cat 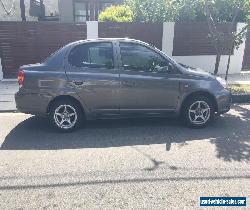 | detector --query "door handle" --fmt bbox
[73,81,84,86]
[123,81,135,87]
